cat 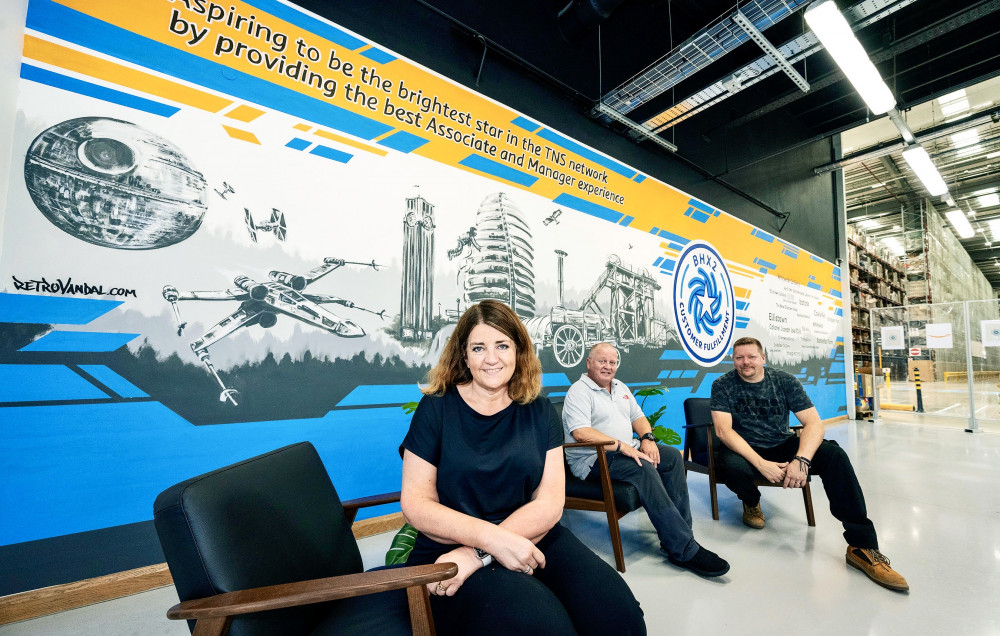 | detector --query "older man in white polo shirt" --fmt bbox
[562,342,729,577]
